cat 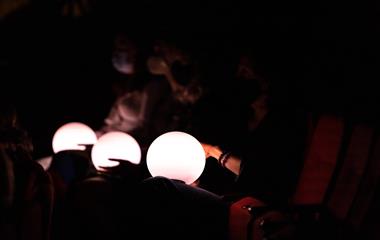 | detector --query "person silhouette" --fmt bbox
[200,51,308,206]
